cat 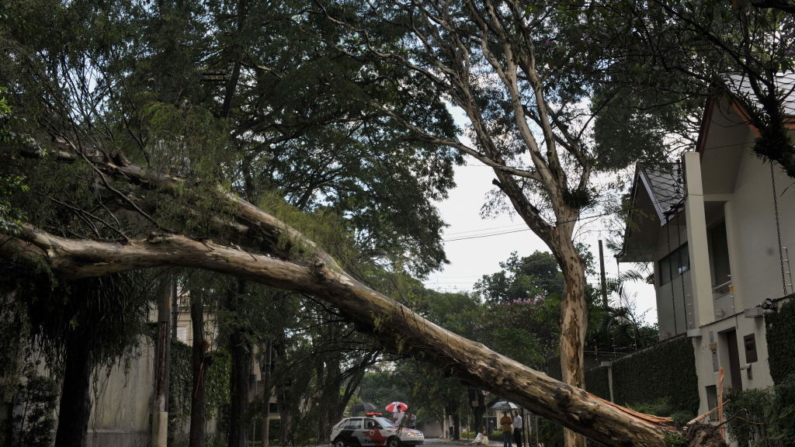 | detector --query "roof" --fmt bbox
[617,164,684,262]
[639,165,684,222]
[726,72,795,117]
